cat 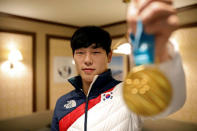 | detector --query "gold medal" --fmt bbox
[123,19,173,116]
[123,65,172,116]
